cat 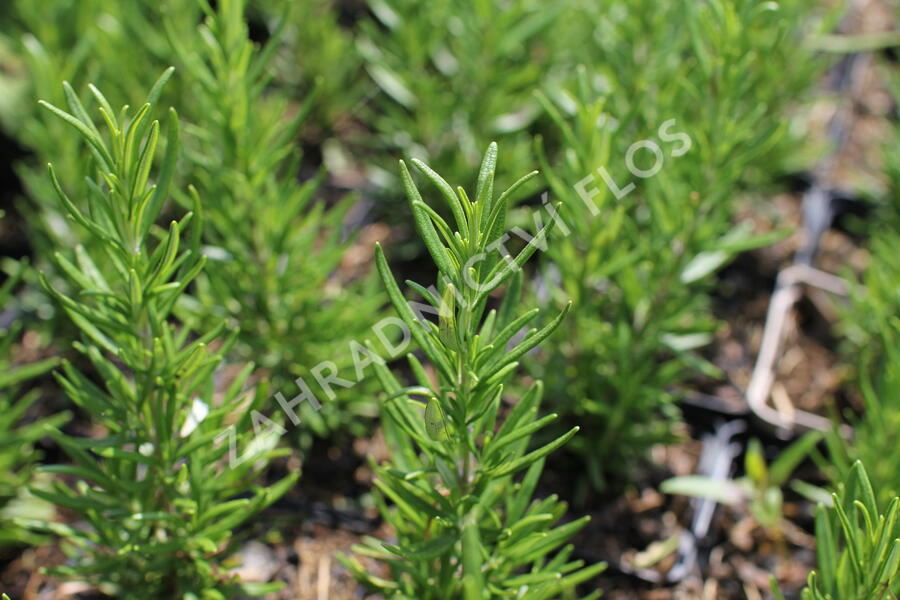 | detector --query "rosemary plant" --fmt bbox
[340,144,605,598]
[1,0,182,346]
[25,74,295,598]
[530,0,826,490]
[828,77,900,504]
[774,462,900,599]
[264,0,365,144]
[7,0,382,443]
[164,0,382,440]
[354,0,569,200]
[577,0,830,181]
[828,228,900,505]
[532,80,785,490]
